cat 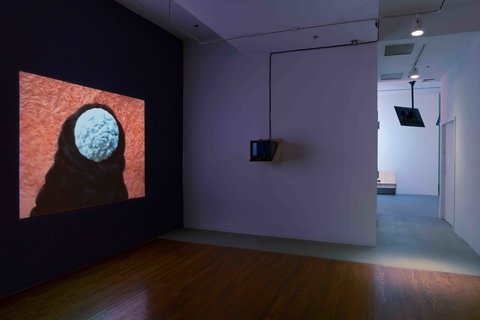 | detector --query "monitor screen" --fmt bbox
[250,140,277,161]
[394,106,425,127]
